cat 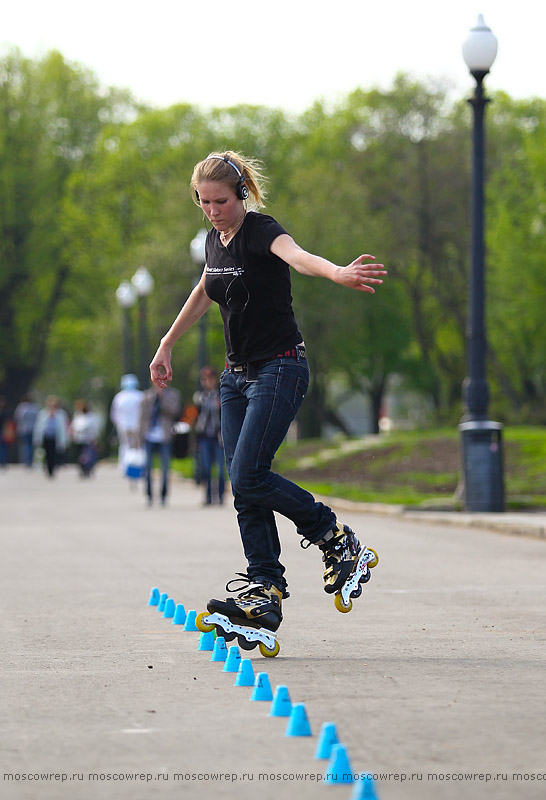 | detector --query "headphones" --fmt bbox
[195,155,249,201]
